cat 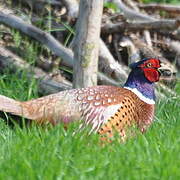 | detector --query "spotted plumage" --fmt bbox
[0,58,163,140]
